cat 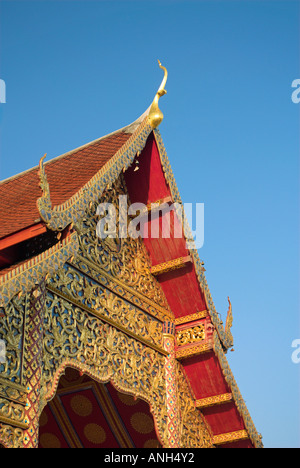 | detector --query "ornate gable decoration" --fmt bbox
[37,118,153,232]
